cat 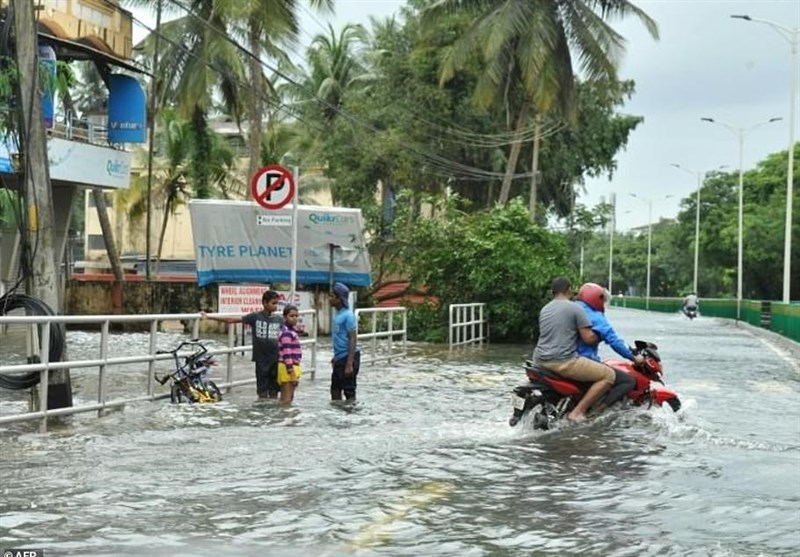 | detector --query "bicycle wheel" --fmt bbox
[206,381,222,402]
[170,384,185,404]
